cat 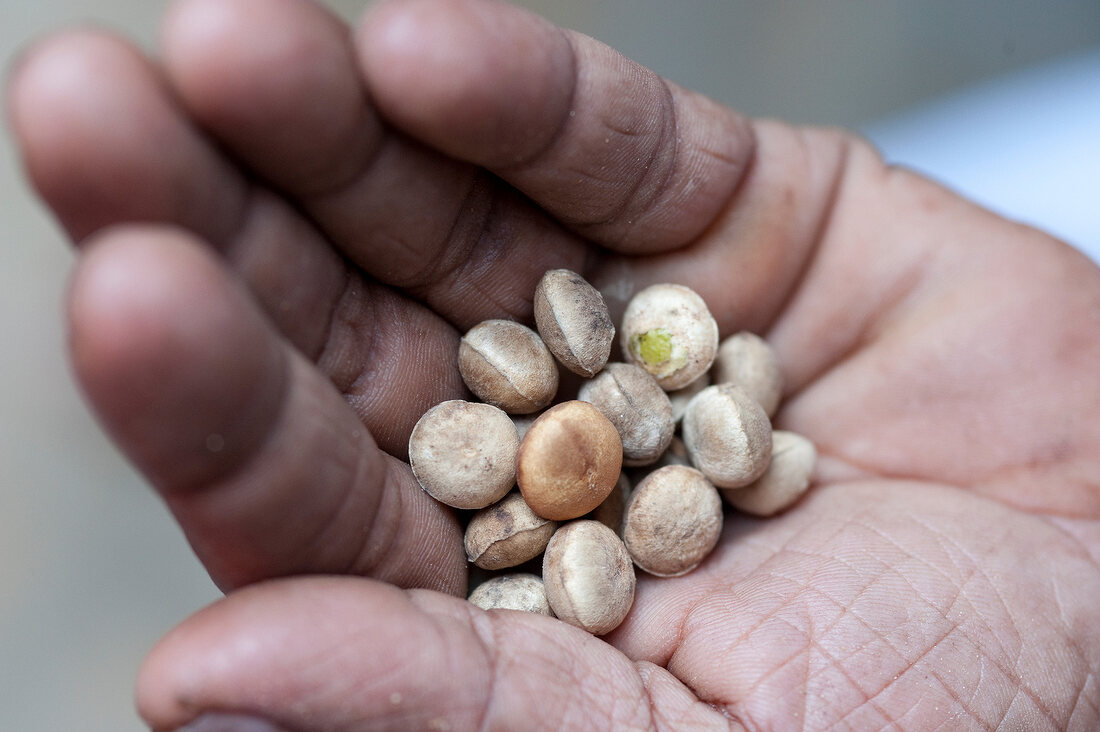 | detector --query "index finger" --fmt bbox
[357,0,755,255]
